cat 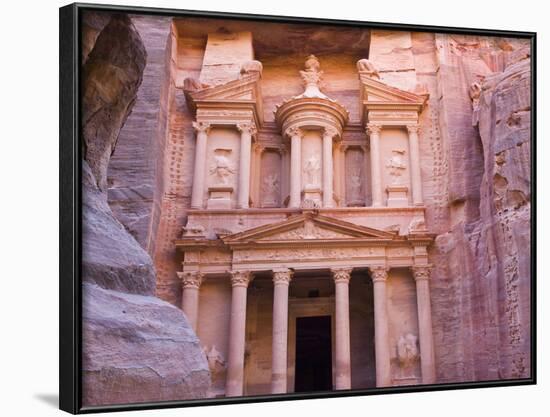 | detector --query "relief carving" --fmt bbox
[264,220,350,240]
[386,149,407,185]
[261,173,280,206]
[240,60,263,77]
[396,333,420,378]
[210,148,235,186]
[304,155,321,187]
[203,345,226,380]
[357,59,380,79]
